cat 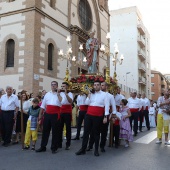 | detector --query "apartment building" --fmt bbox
[110,6,151,98]
[151,70,170,101]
